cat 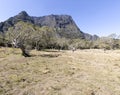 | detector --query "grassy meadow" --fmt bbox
[0,47,120,95]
